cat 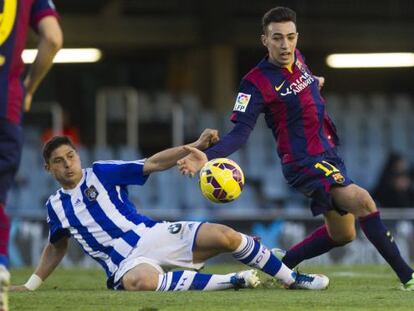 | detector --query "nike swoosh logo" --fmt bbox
[275,80,286,92]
